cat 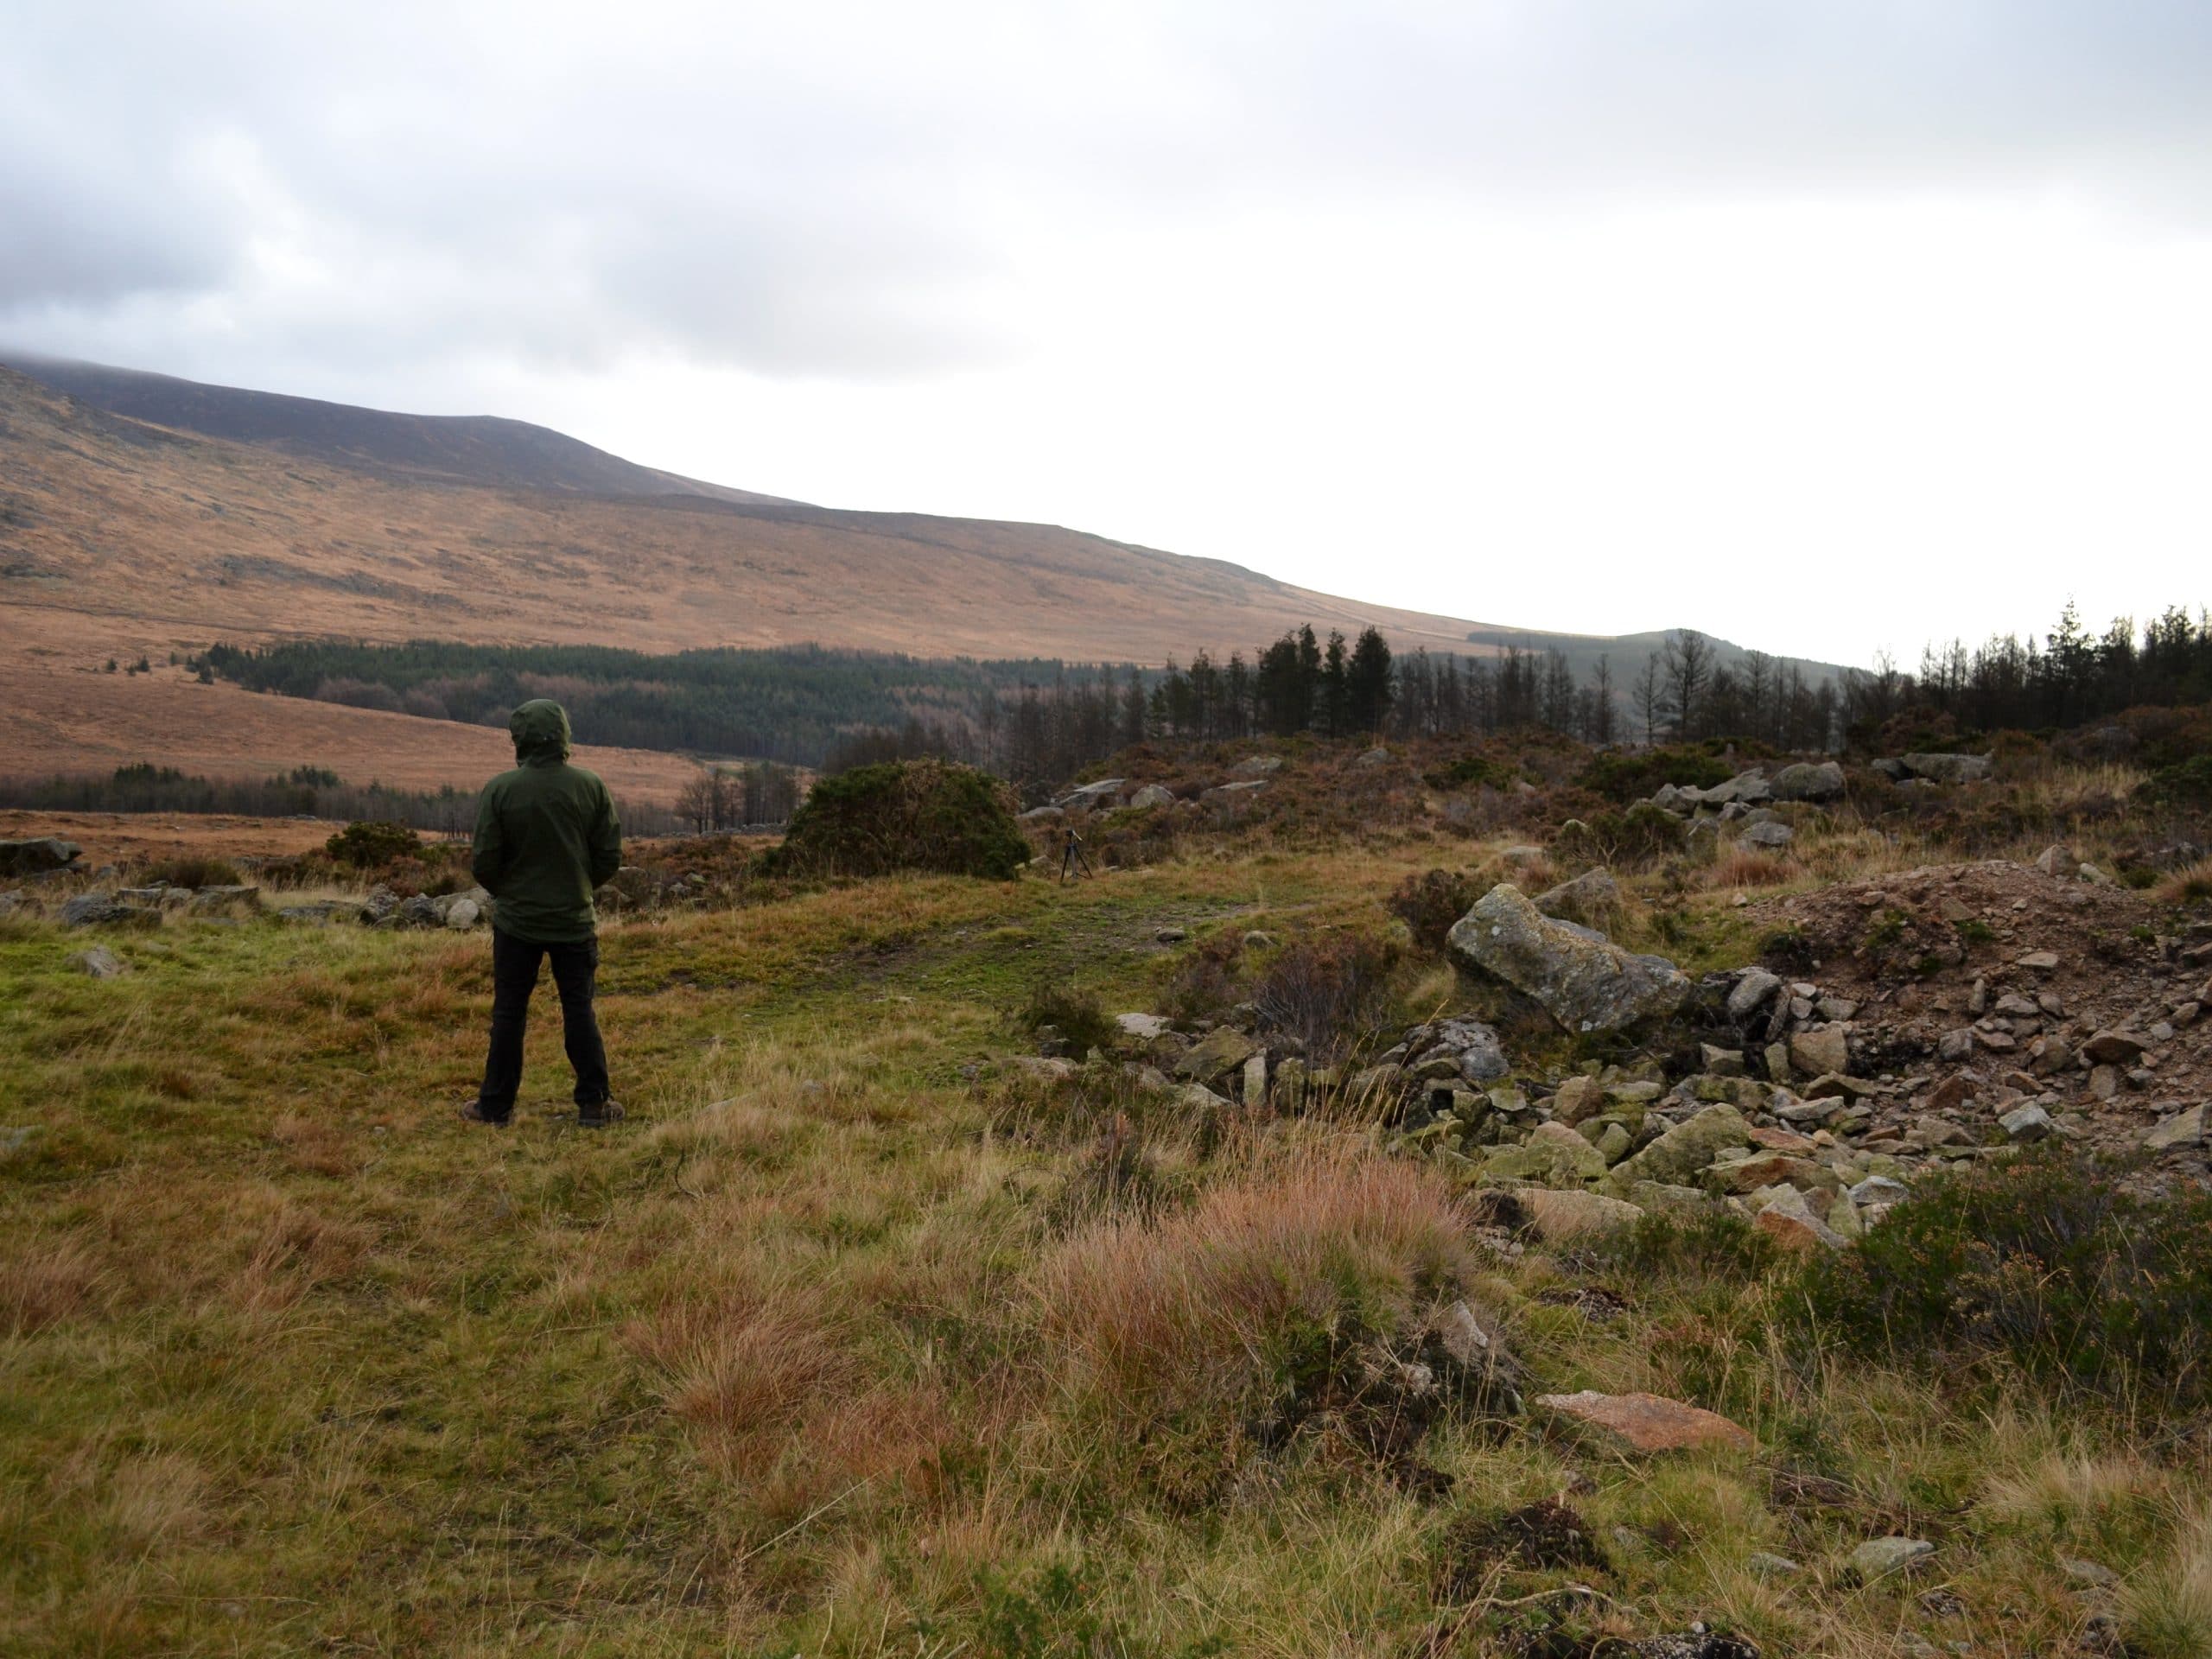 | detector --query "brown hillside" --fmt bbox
[0,364,1503,789]
[0,365,1491,661]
